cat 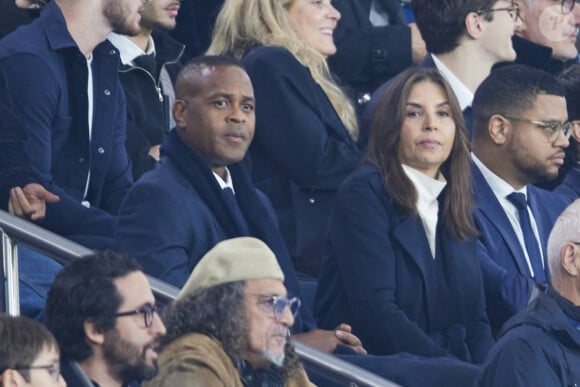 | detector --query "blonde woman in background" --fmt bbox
[208,0,362,279]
